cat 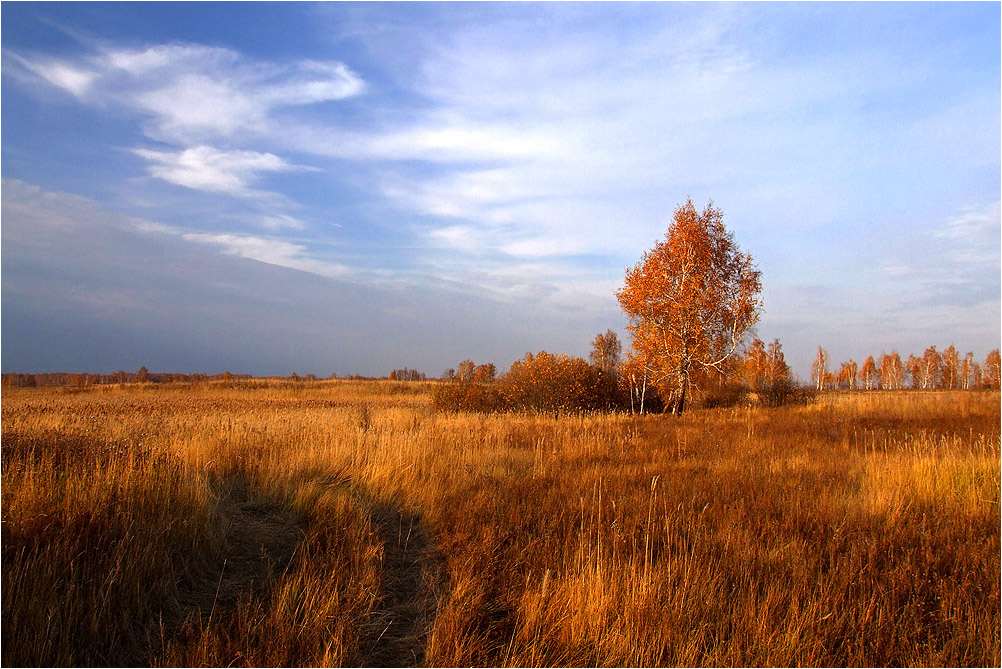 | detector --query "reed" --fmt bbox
[3,382,998,666]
